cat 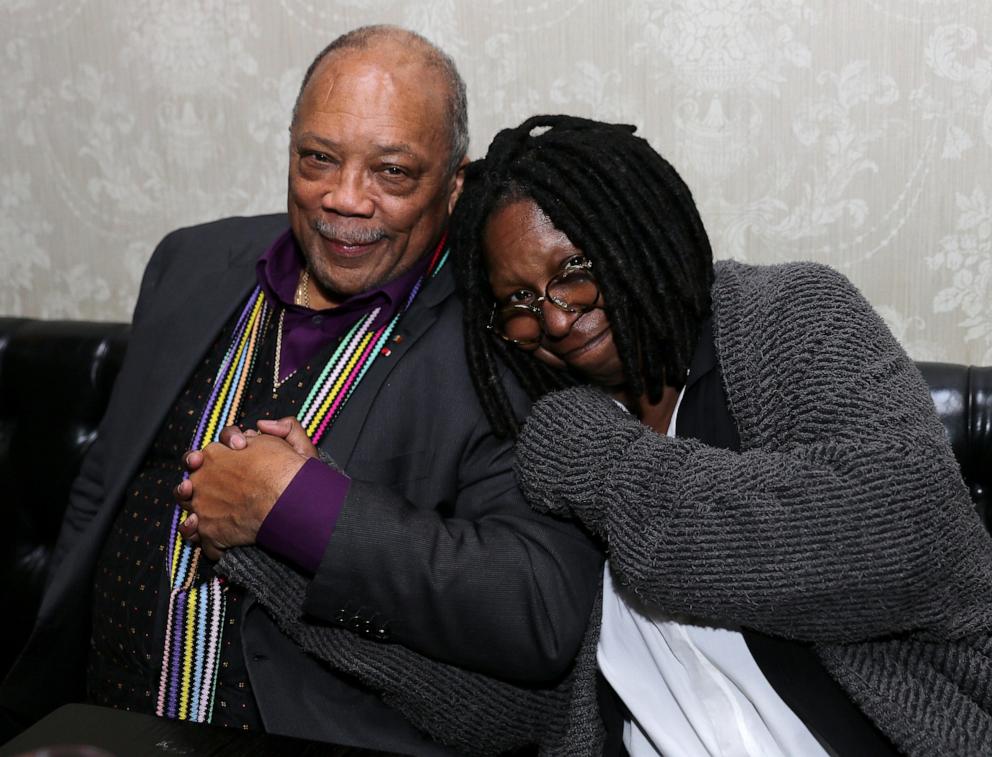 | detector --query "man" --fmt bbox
[0,26,600,754]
